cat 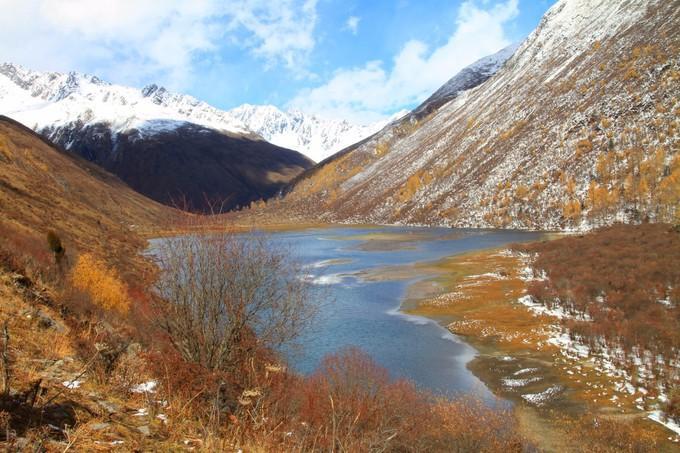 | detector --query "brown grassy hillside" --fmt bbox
[0,116,176,275]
